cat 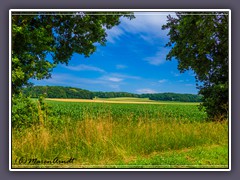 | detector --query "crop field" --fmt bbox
[47,97,200,105]
[12,98,229,169]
